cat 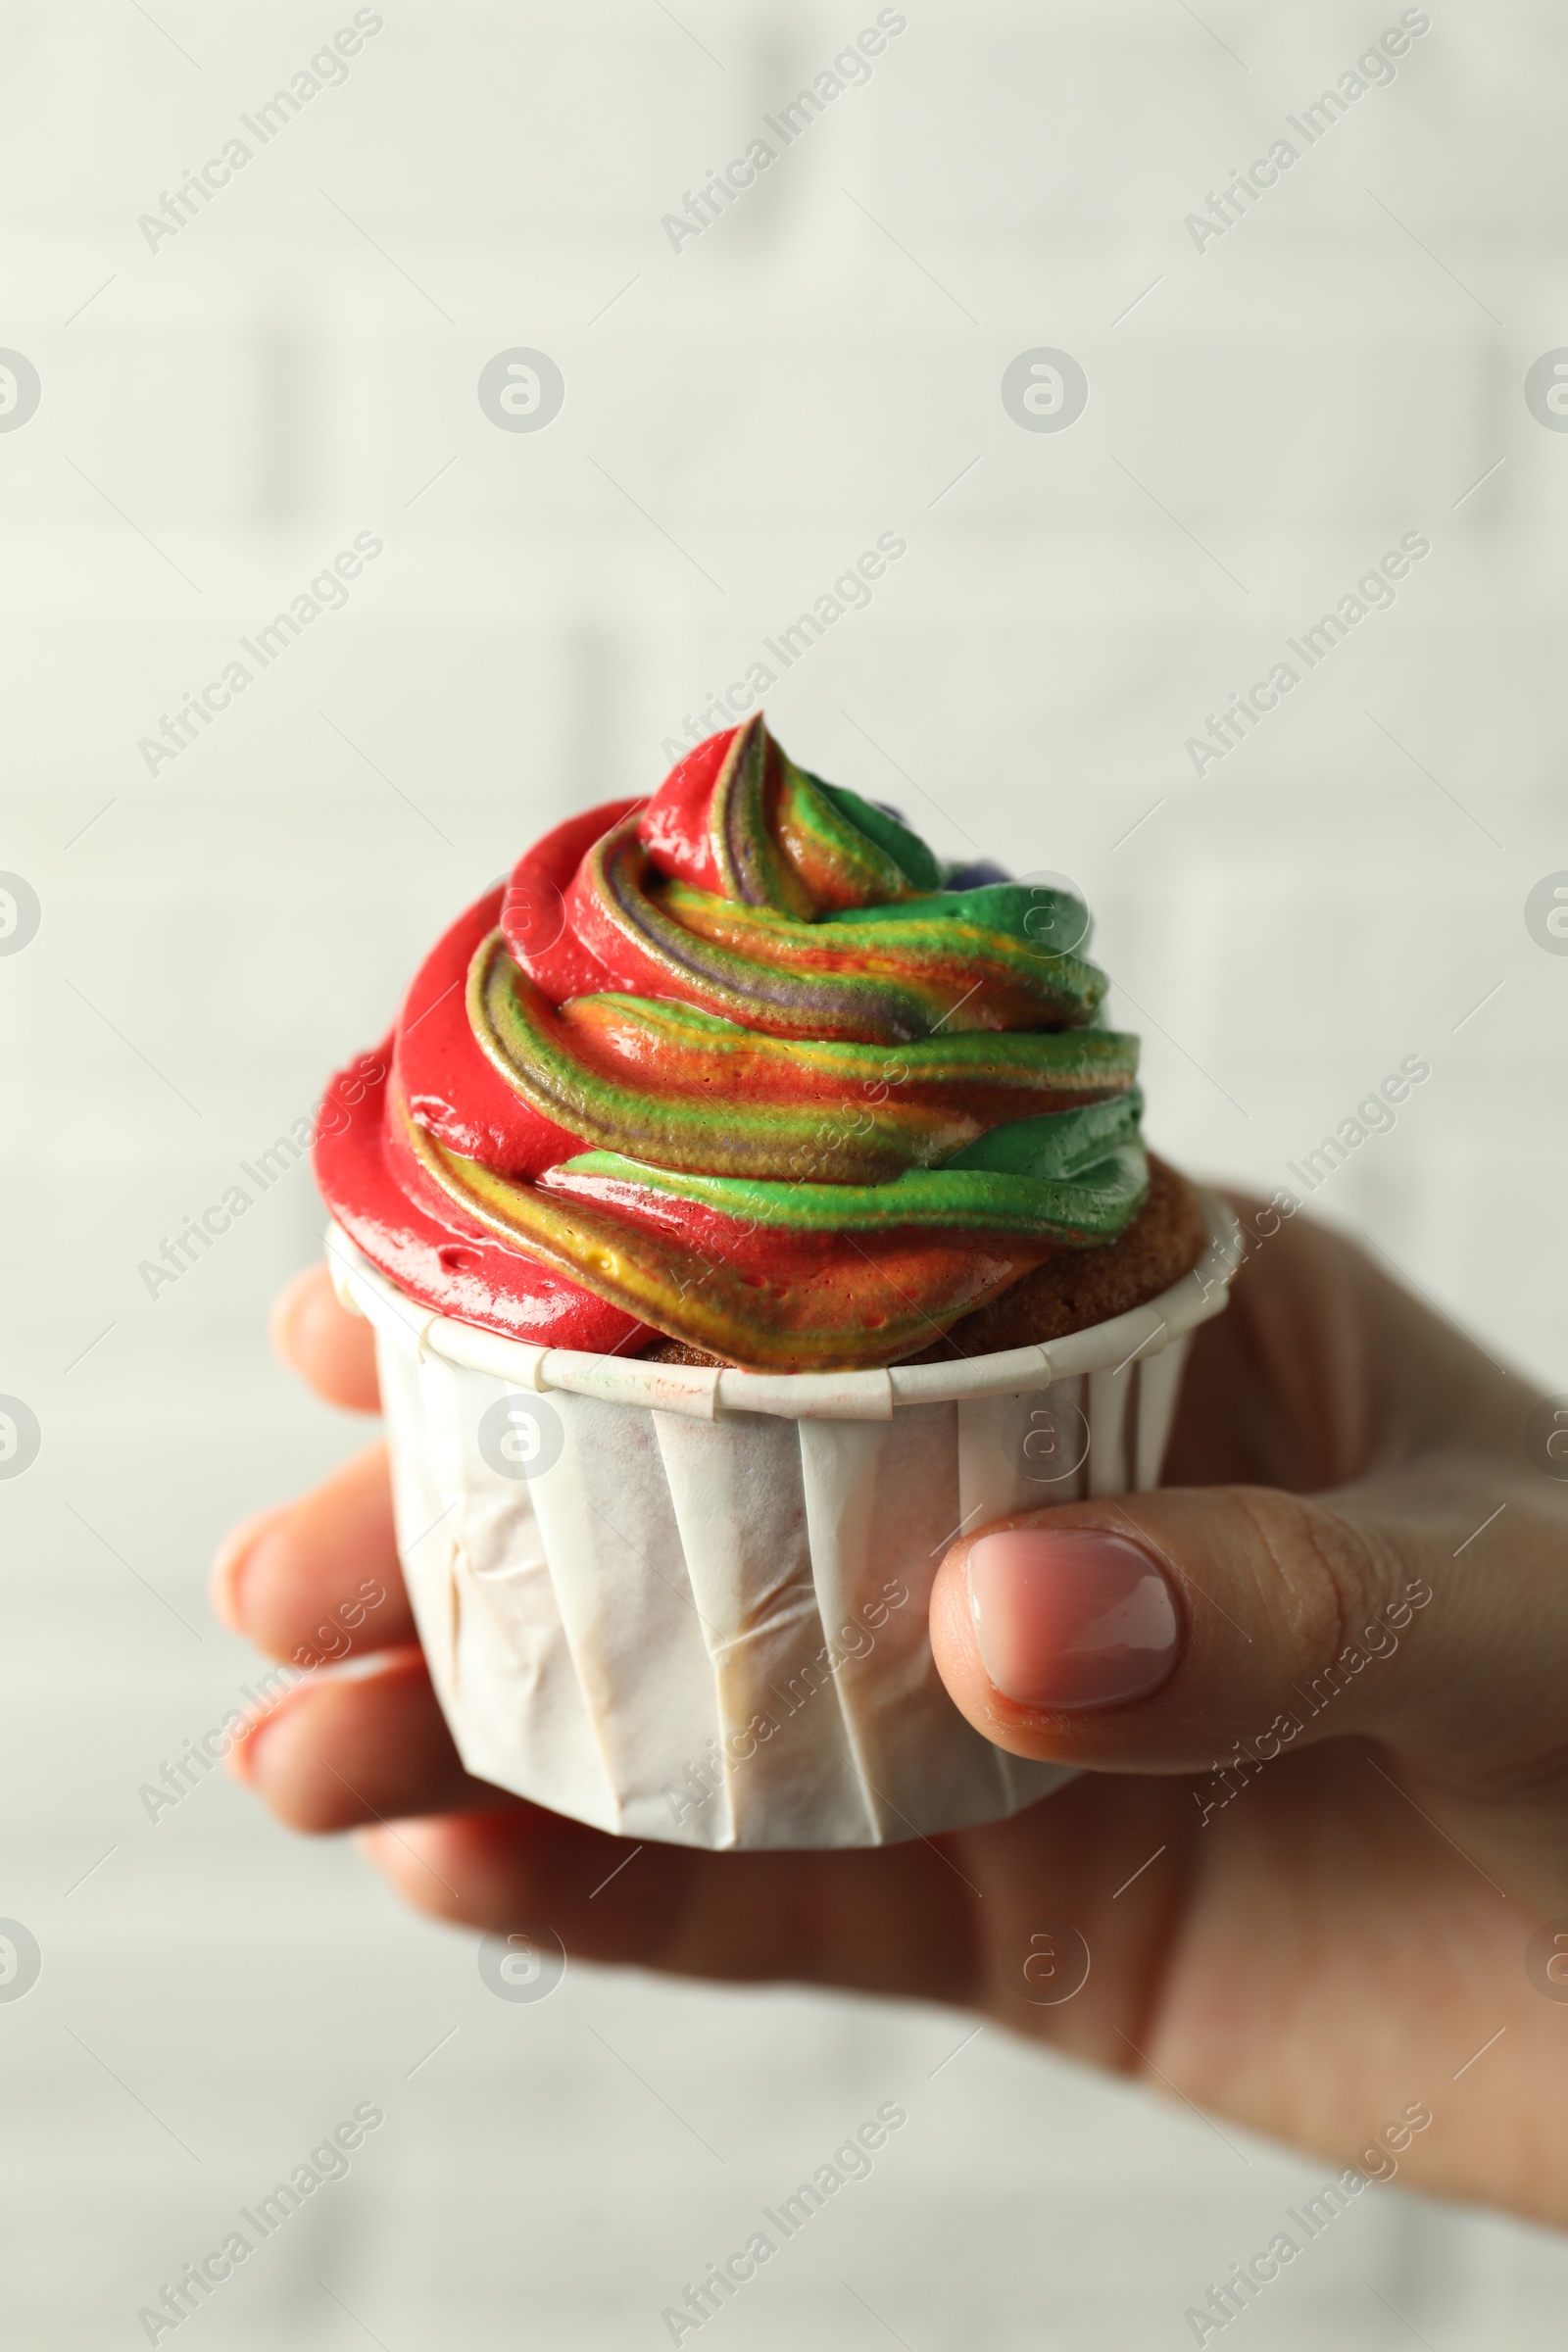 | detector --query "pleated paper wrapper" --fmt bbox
[326,1191,1241,1851]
